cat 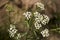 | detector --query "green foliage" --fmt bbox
[5,4,14,12]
